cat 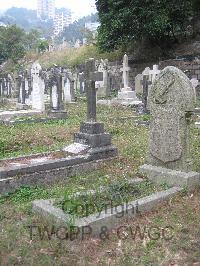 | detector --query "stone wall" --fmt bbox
[159,56,200,96]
